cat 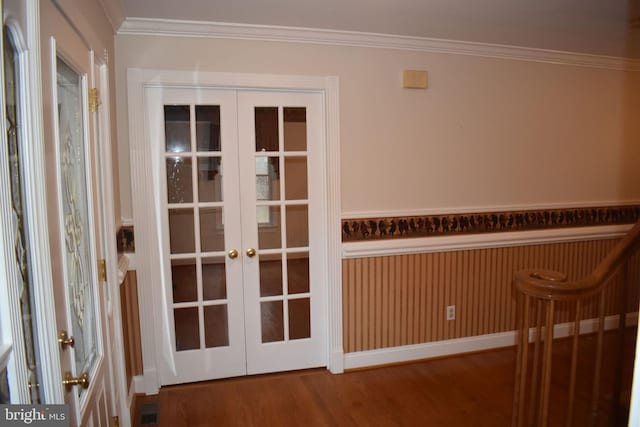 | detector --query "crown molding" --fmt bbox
[118,18,640,71]
[99,0,126,33]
